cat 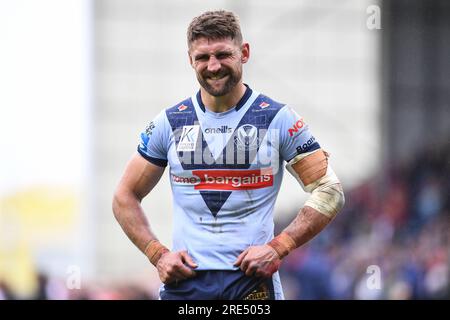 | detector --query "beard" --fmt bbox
[196,65,242,97]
